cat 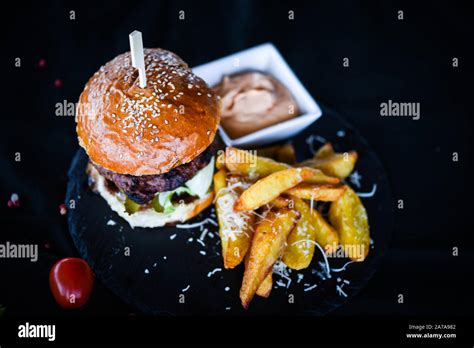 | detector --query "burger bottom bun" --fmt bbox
[88,164,214,228]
